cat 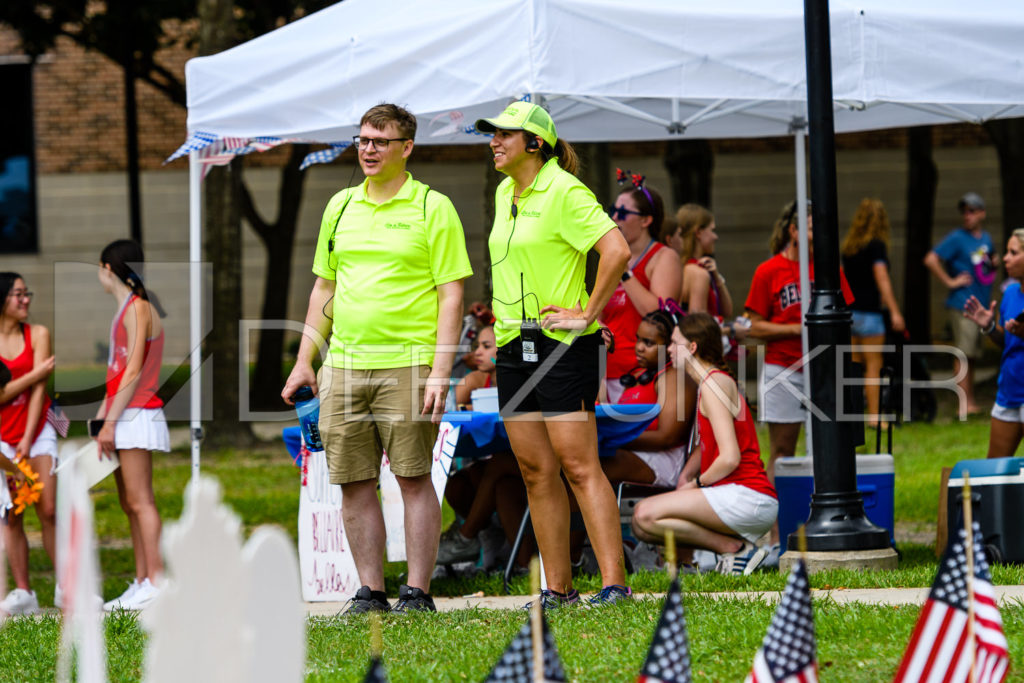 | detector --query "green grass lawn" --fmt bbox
[2,415,1020,681]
